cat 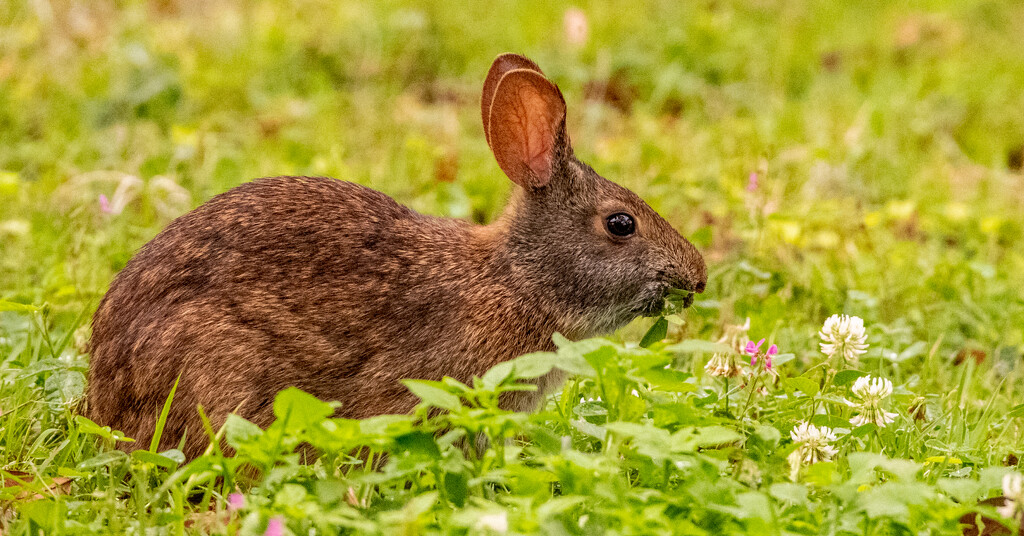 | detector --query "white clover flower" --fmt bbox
[705,352,743,378]
[474,511,509,533]
[847,376,898,428]
[705,318,751,378]
[998,472,1024,520]
[787,422,838,481]
[819,314,868,367]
